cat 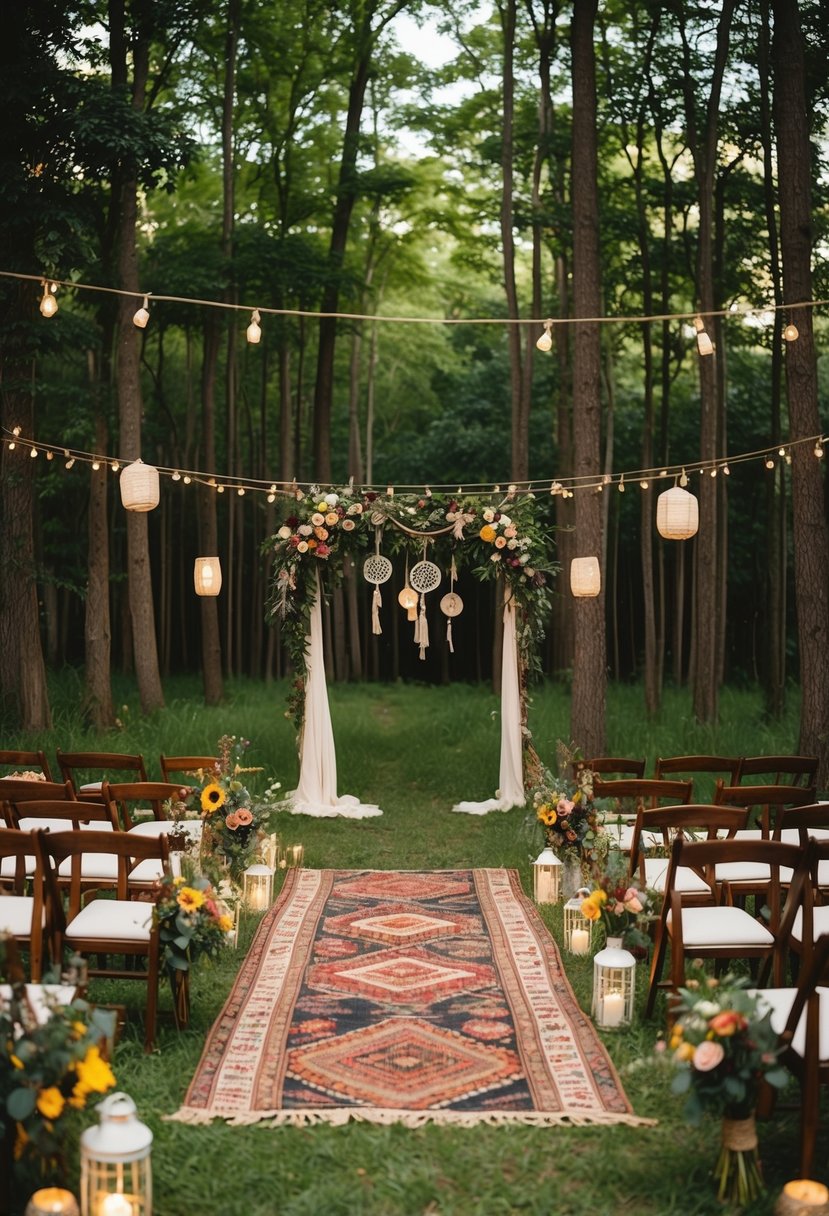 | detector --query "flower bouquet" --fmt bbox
[168,735,281,883]
[530,744,602,886]
[661,974,789,1206]
[1,936,117,1201]
[580,858,656,953]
